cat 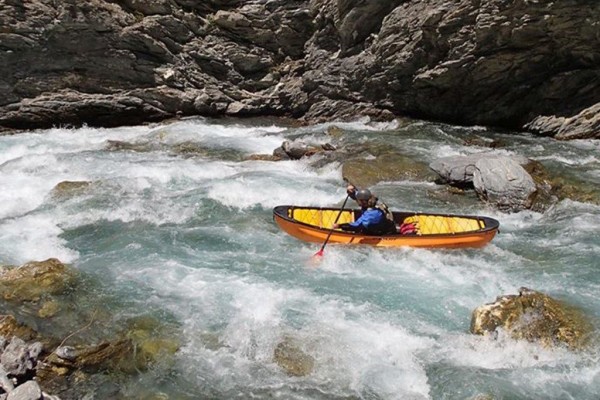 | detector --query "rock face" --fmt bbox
[471,287,592,350]
[1,0,599,138]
